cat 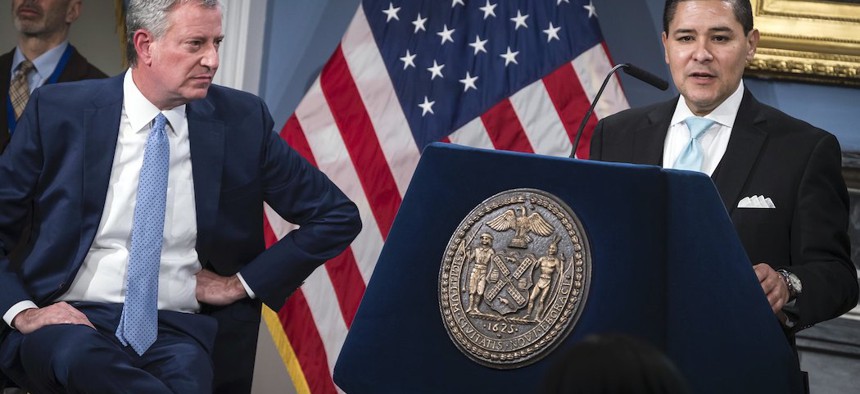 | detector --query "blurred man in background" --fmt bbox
[2,0,107,153]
